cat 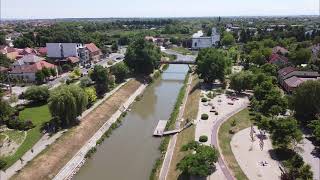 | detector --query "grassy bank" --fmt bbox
[2,104,51,169]
[149,72,190,180]
[167,75,200,180]
[218,108,252,180]
[171,47,192,55]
